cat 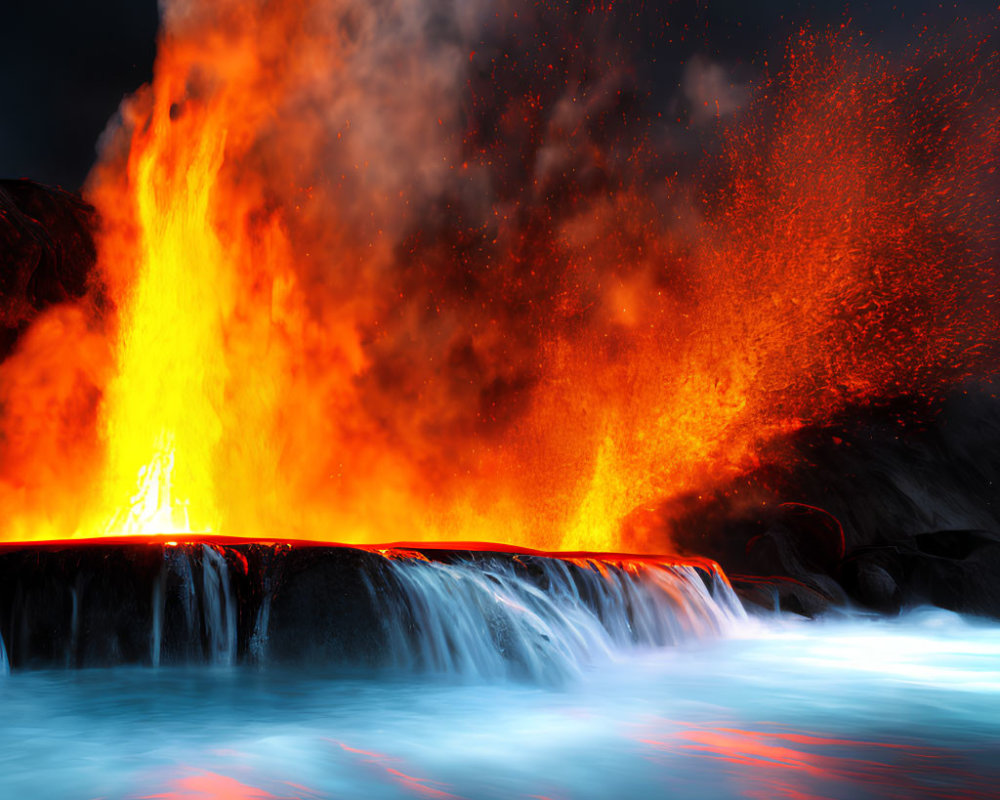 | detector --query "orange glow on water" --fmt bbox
[0,5,995,550]
[332,741,459,800]
[135,769,326,800]
[639,720,998,800]
[137,770,283,800]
